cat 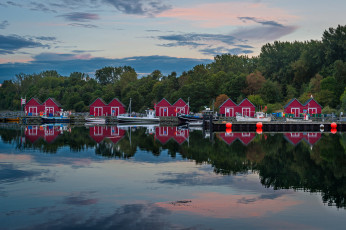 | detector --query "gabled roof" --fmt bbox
[27,97,42,105]
[44,97,62,107]
[219,98,236,108]
[89,97,107,106]
[107,98,126,107]
[238,98,256,107]
[172,98,188,106]
[155,98,171,106]
[284,98,302,109]
[303,98,322,108]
